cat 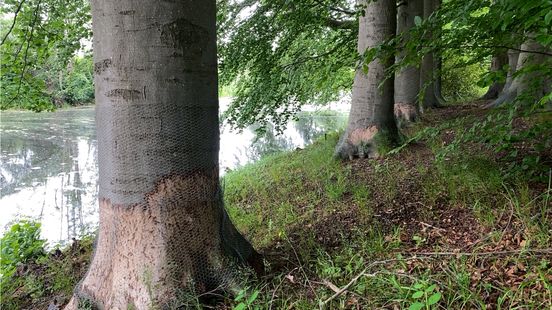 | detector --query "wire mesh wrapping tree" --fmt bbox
[65,1,262,308]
